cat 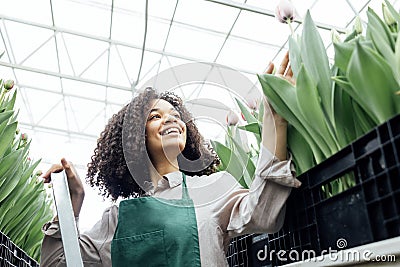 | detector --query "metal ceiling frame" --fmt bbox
[0,0,368,144]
